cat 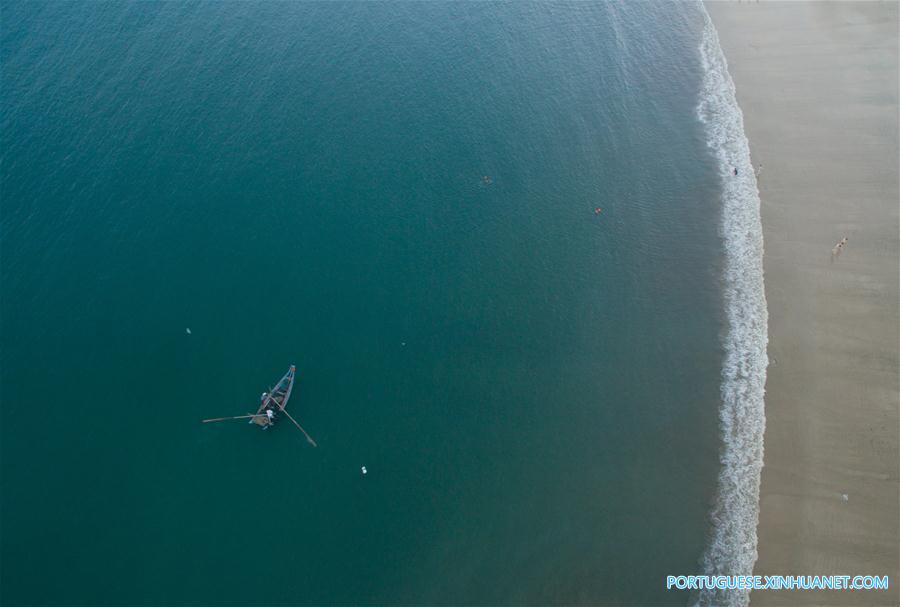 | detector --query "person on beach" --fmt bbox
[832,236,848,257]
